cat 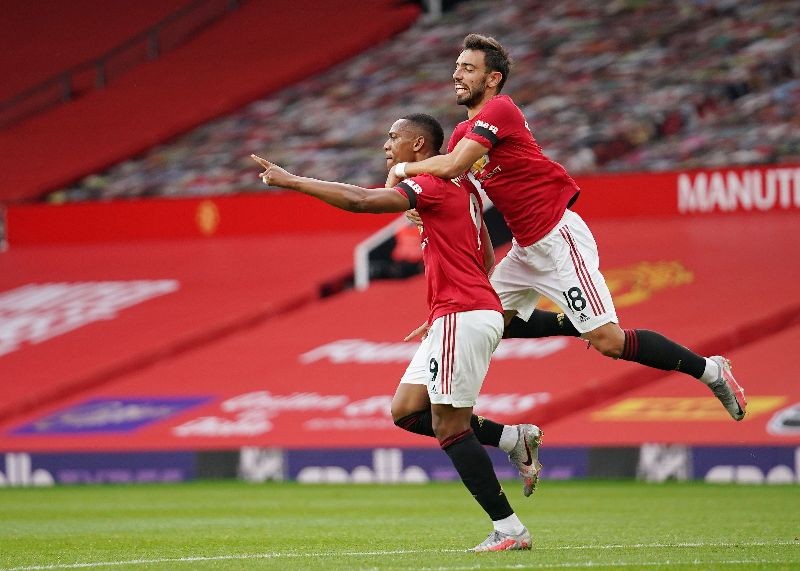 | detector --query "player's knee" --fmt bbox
[431,414,451,441]
[586,327,624,358]
[390,401,414,423]
[431,414,470,442]
[392,384,430,423]
[595,342,623,359]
